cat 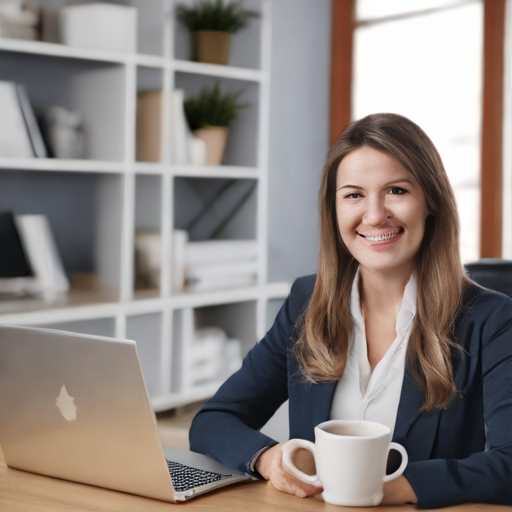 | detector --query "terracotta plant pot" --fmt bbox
[195,30,231,65]
[193,126,229,166]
